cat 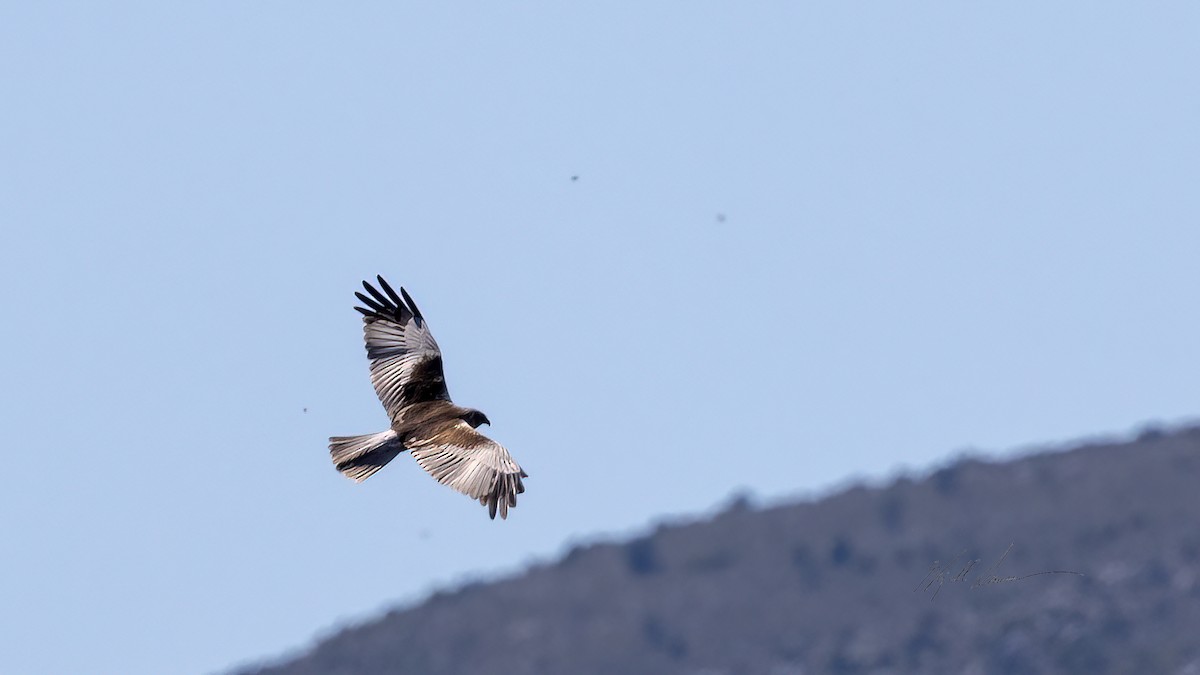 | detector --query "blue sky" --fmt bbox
[1,3,1197,674]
